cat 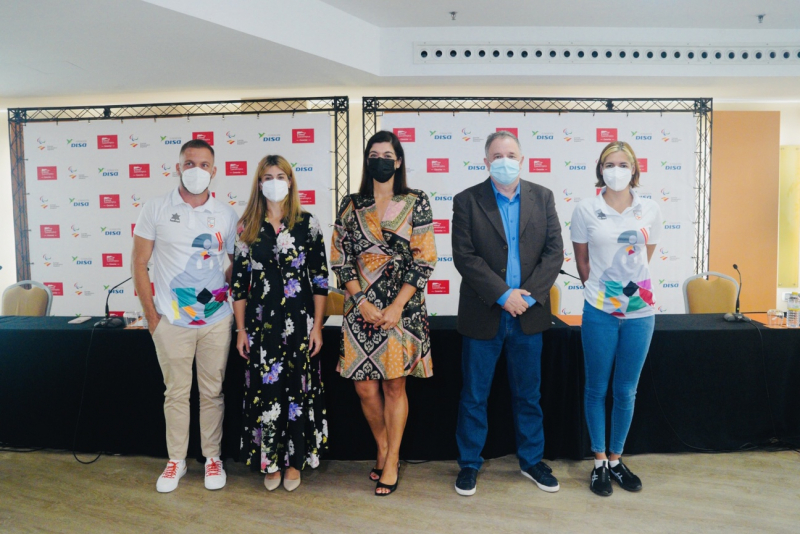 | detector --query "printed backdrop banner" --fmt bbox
[380,112,697,315]
[24,113,333,316]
